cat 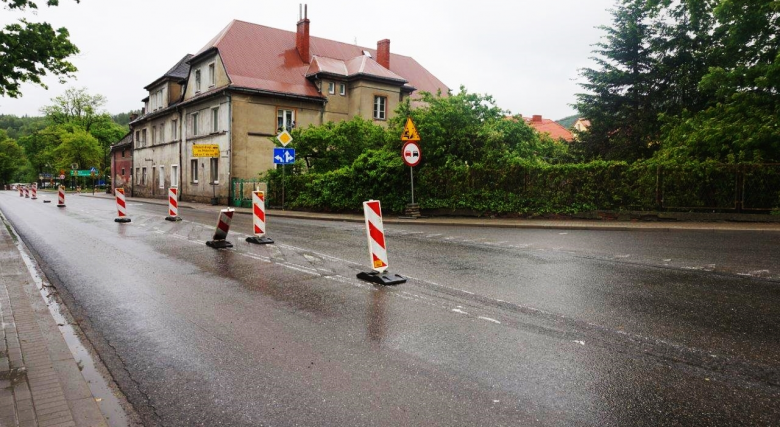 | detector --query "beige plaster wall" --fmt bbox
[184,53,230,100]
[230,93,324,180]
